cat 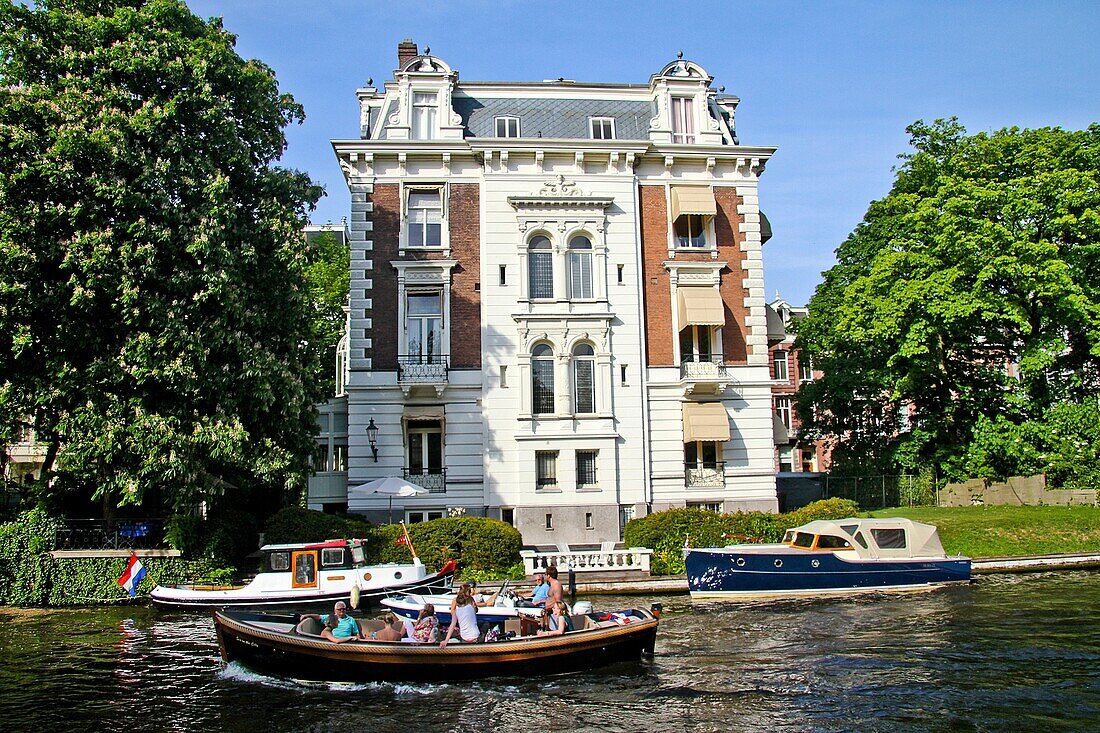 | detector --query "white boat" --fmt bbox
[151,536,456,612]
[685,517,971,600]
[381,585,549,625]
